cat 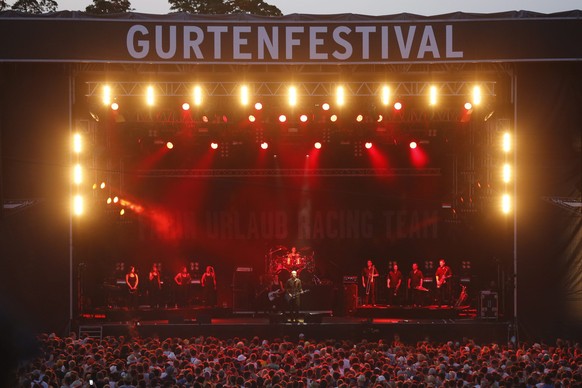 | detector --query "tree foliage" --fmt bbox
[10,0,57,13]
[169,0,282,16]
[86,0,132,14]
